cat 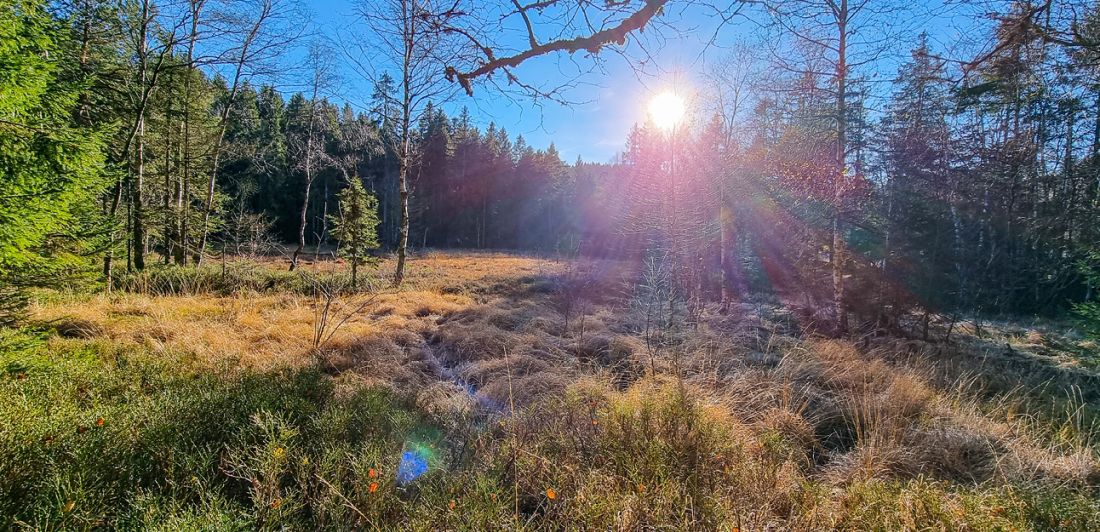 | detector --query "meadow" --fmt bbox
[1,252,1096,529]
